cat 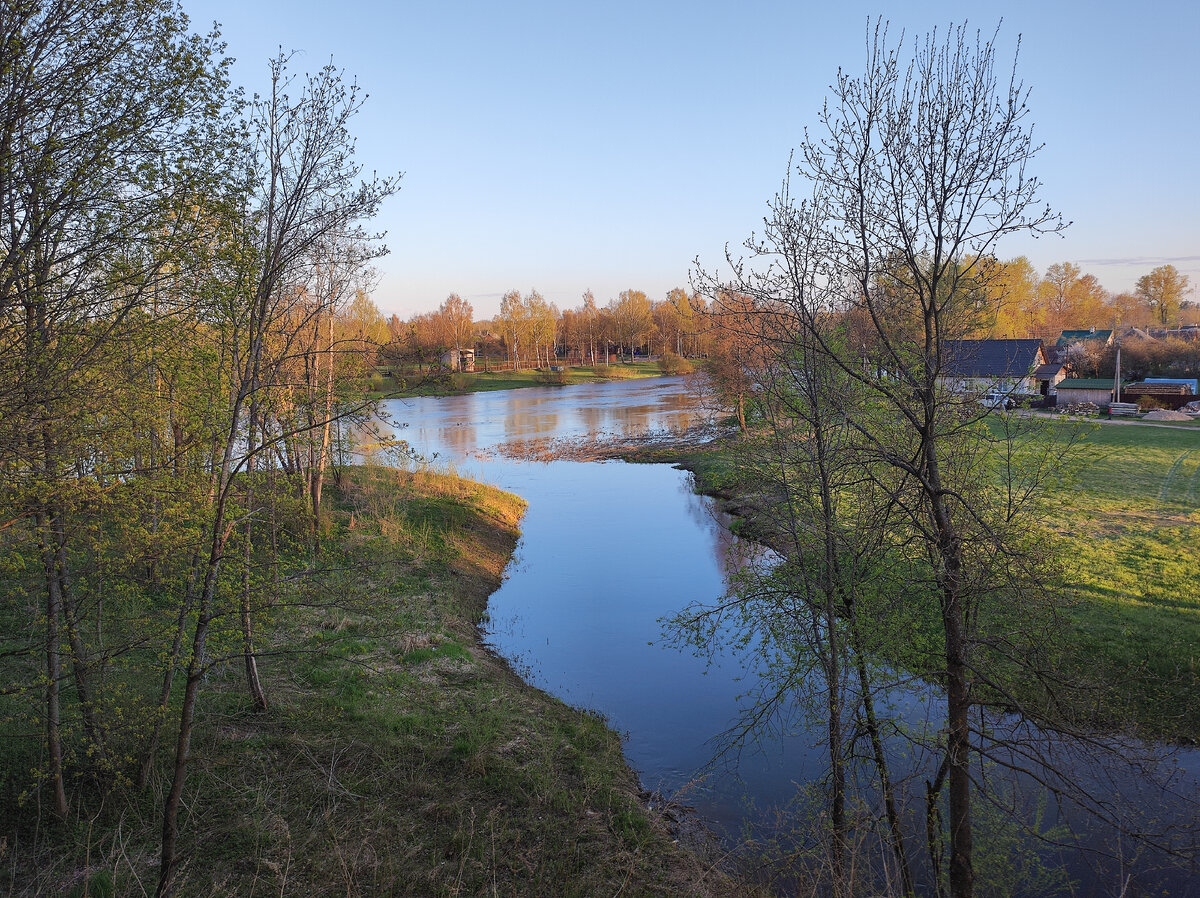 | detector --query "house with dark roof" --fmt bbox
[1053,329,1114,380]
[1055,329,1114,351]
[940,339,1050,396]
